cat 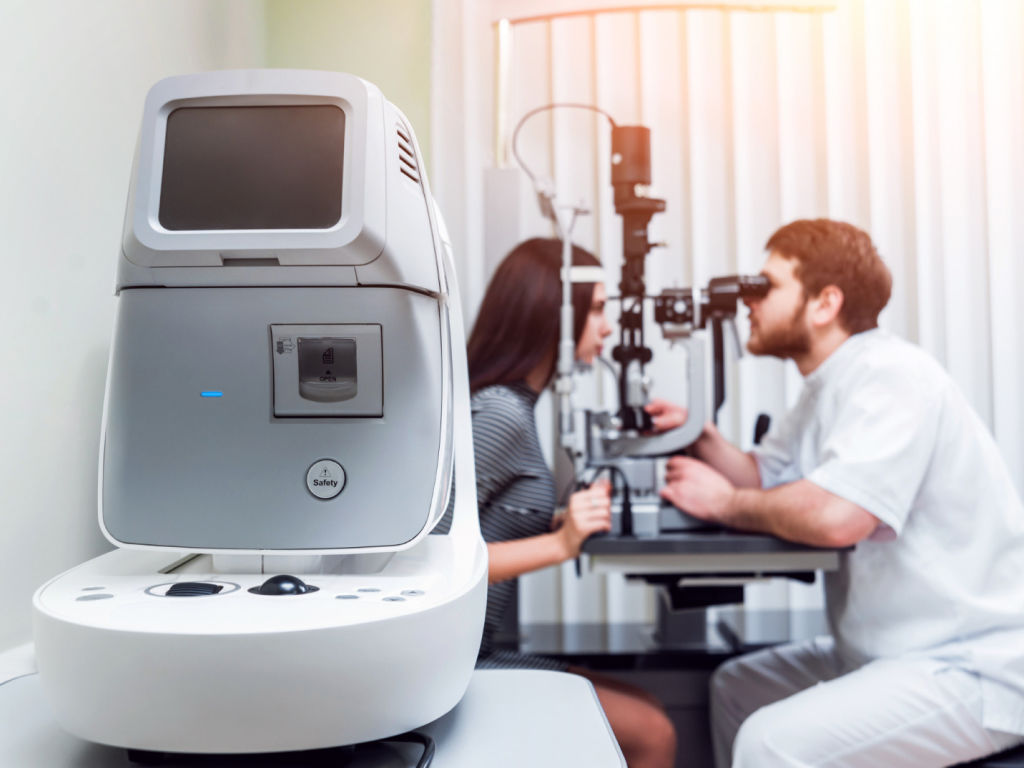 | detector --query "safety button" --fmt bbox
[306,459,346,500]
